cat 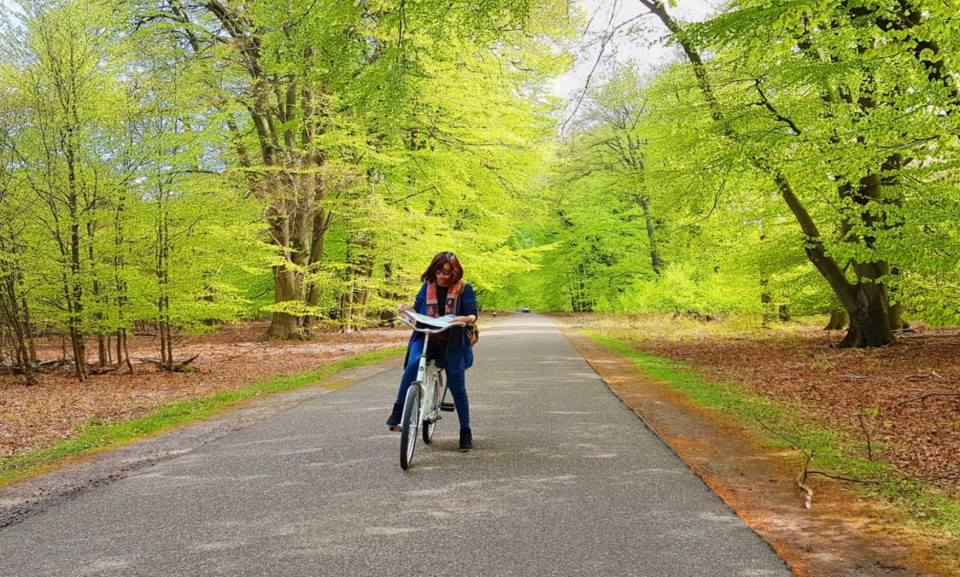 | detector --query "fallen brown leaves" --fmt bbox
[560,313,960,493]
[0,321,408,458]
